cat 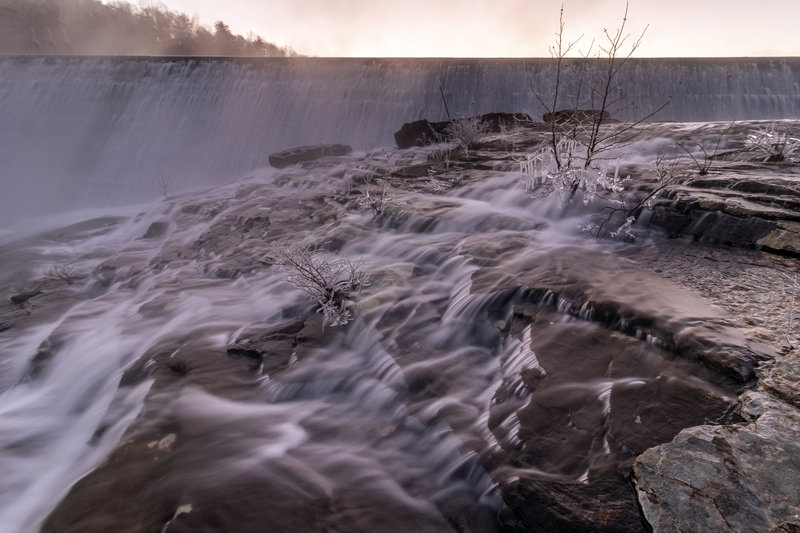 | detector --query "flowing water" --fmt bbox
[2,56,799,227]
[0,58,789,531]
[0,142,760,531]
